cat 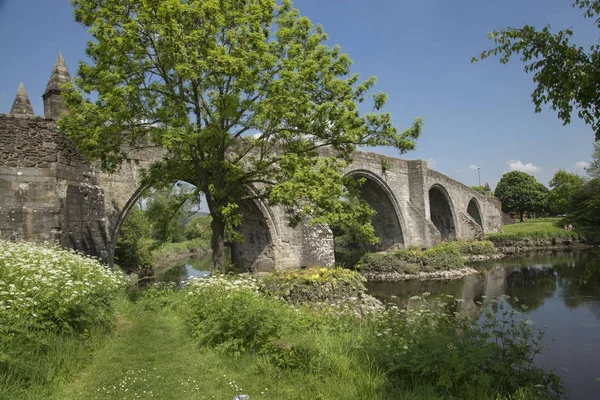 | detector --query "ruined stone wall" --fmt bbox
[0,114,108,258]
